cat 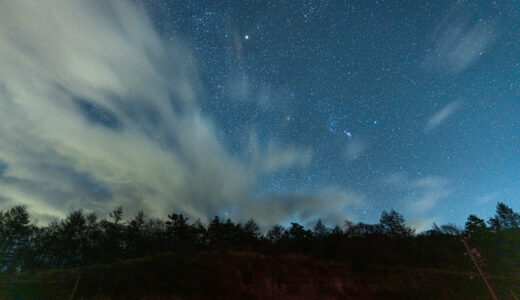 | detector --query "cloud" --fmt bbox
[247,135,312,174]
[380,172,408,186]
[345,140,368,161]
[260,145,312,174]
[475,190,501,205]
[242,186,365,228]
[423,3,496,74]
[0,161,7,176]
[0,0,319,224]
[382,173,453,214]
[425,101,461,131]
[408,217,438,233]
[409,177,452,214]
